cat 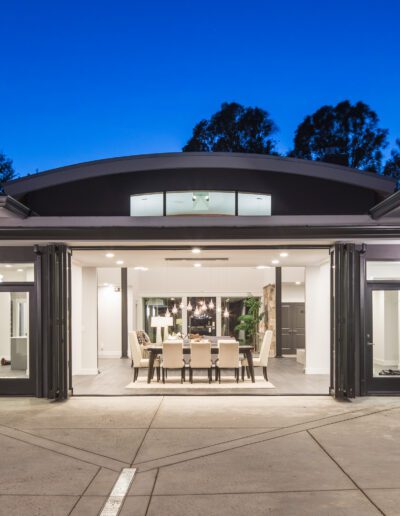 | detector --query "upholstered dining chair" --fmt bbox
[216,340,240,383]
[241,330,273,381]
[162,341,185,383]
[129,331,160,382]
[189,342,213,383]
